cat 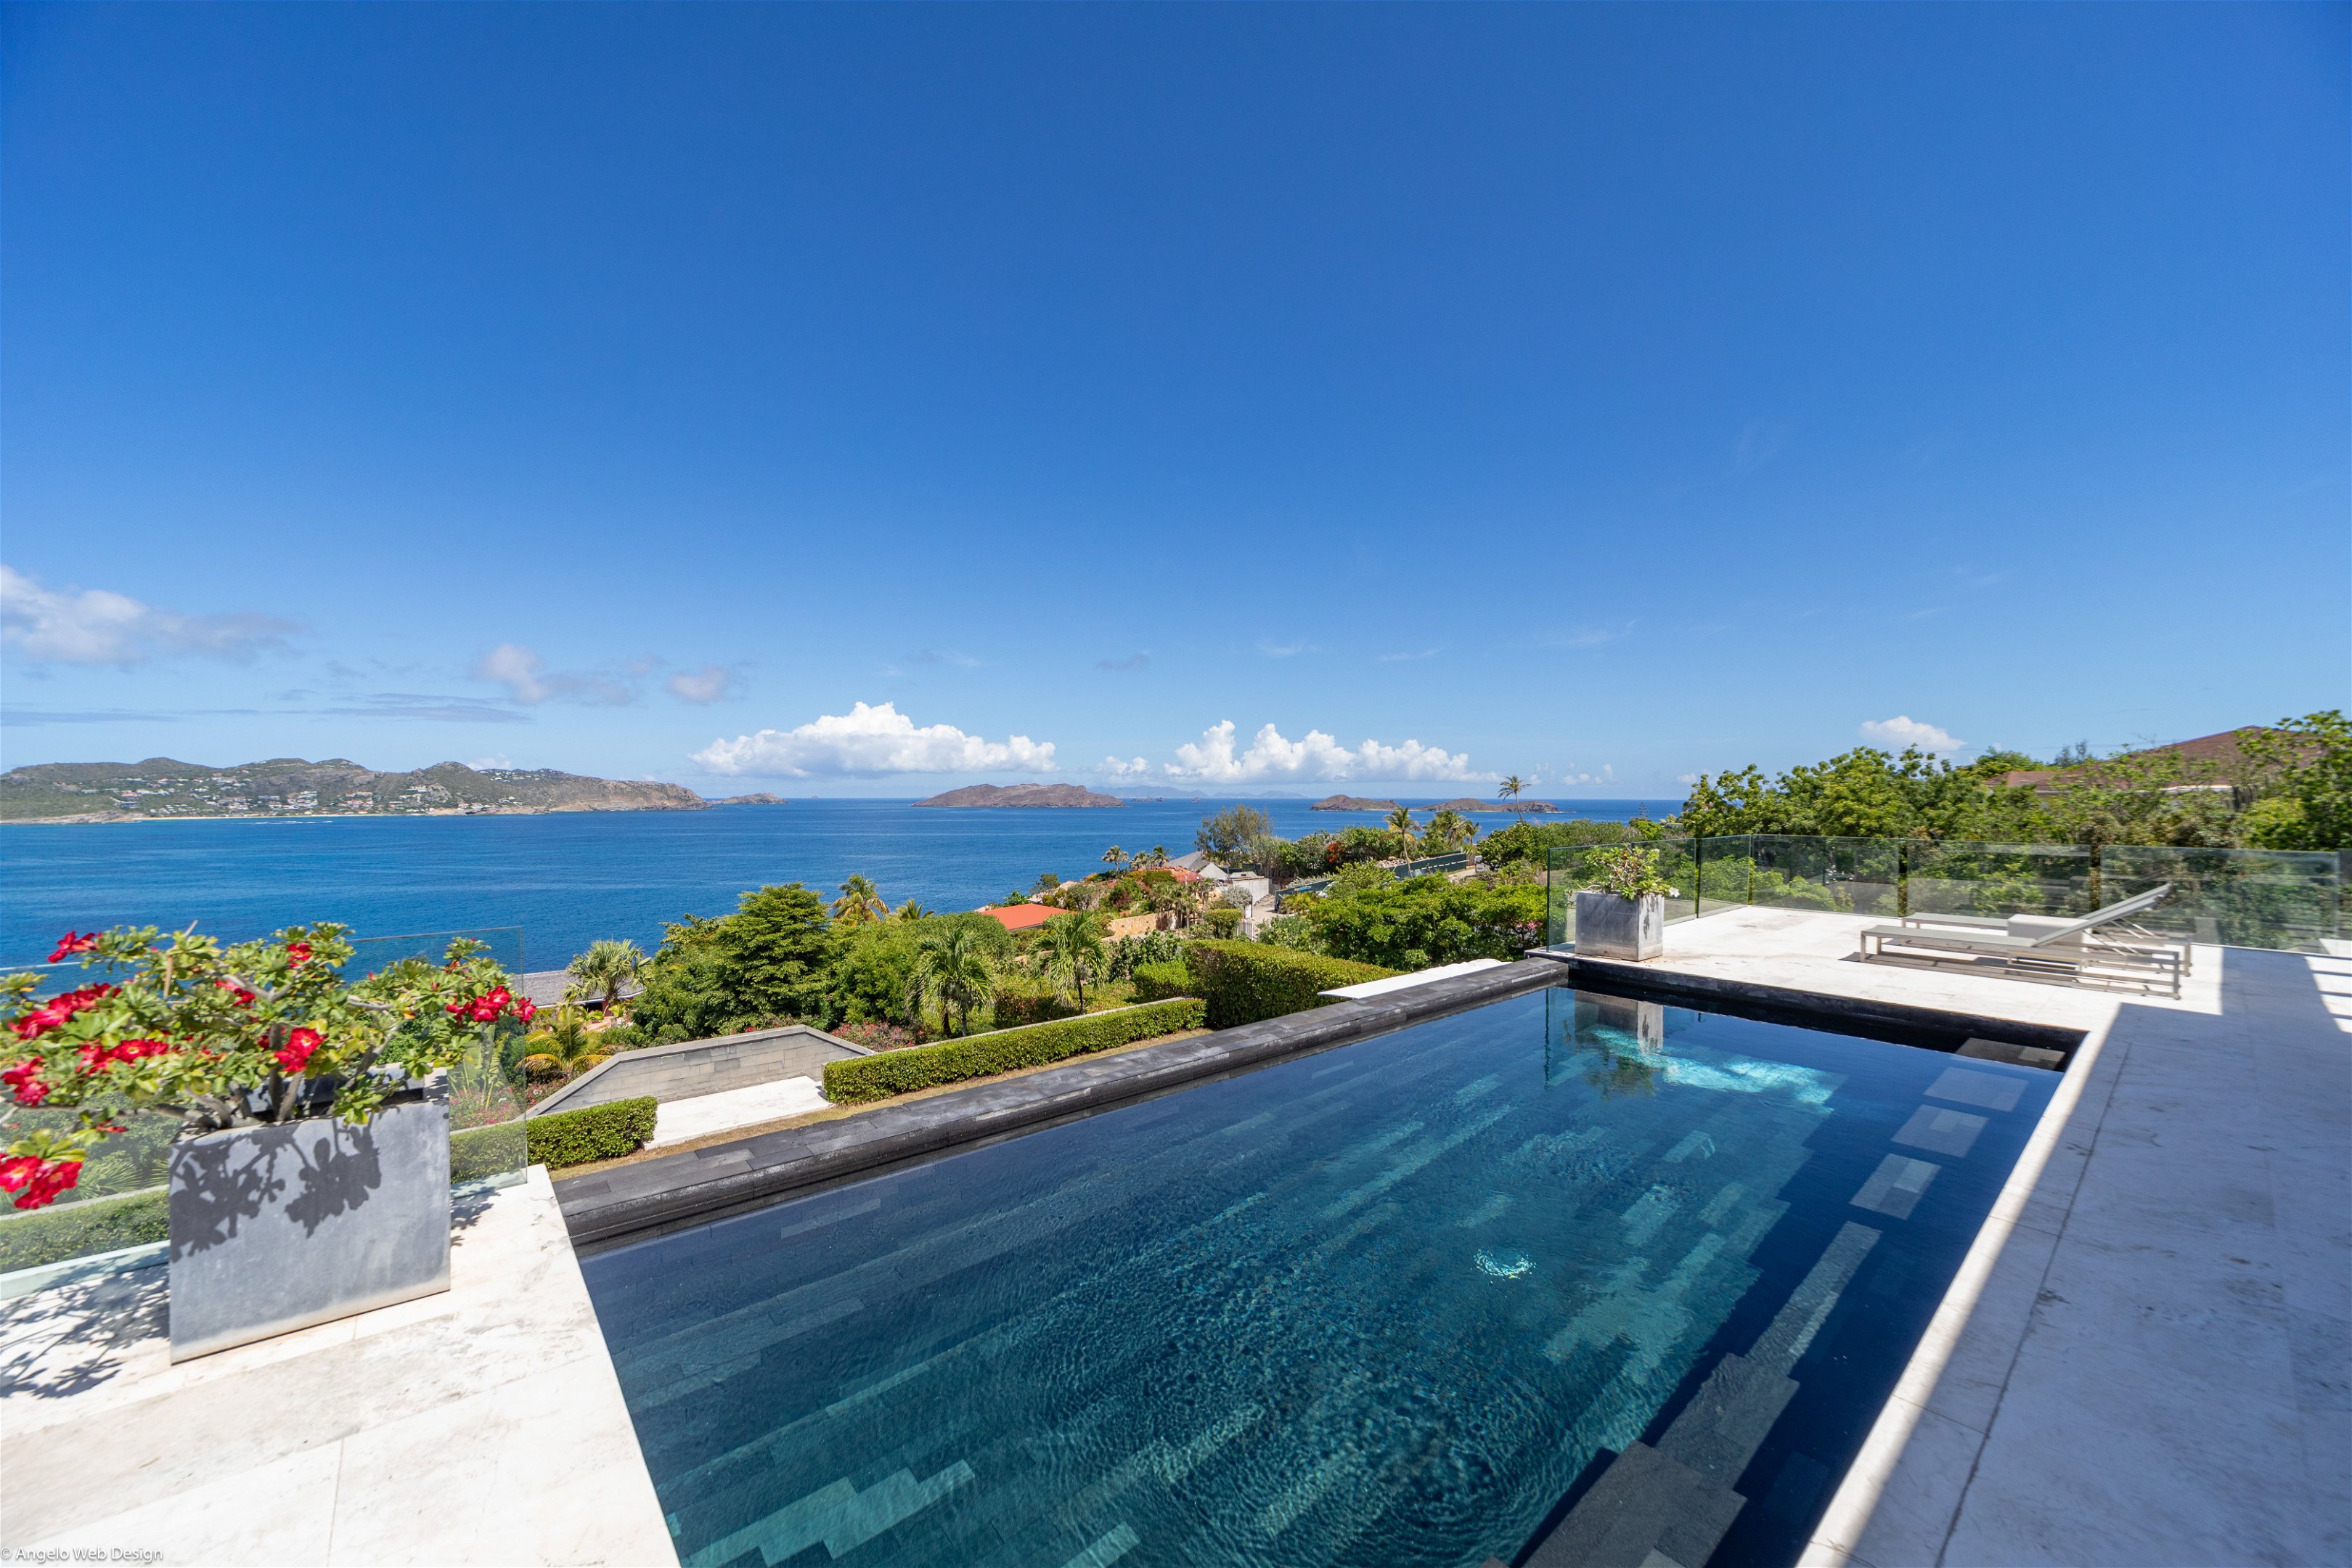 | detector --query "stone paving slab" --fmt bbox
[0,1167,677,1567]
